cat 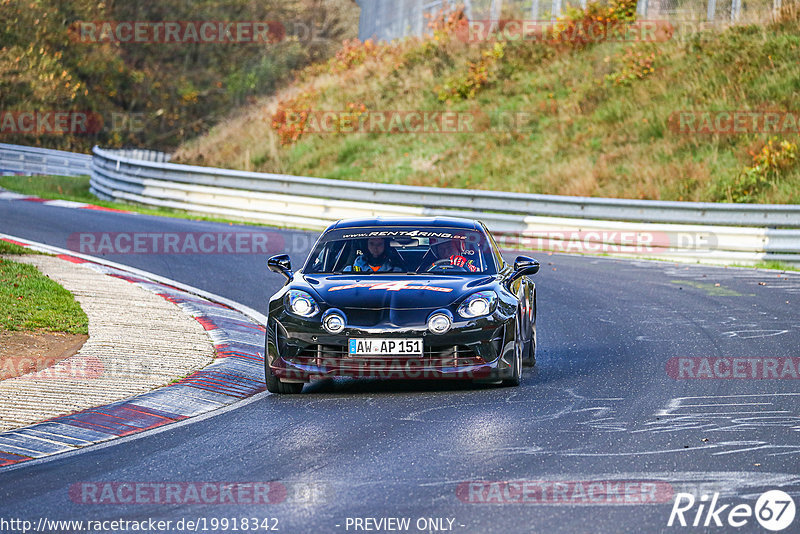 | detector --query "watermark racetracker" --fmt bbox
[667,357,800,380]
[67,232,287,255]
[0,111,147,136]
[456,479,675,504]
[668,111,800,135]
